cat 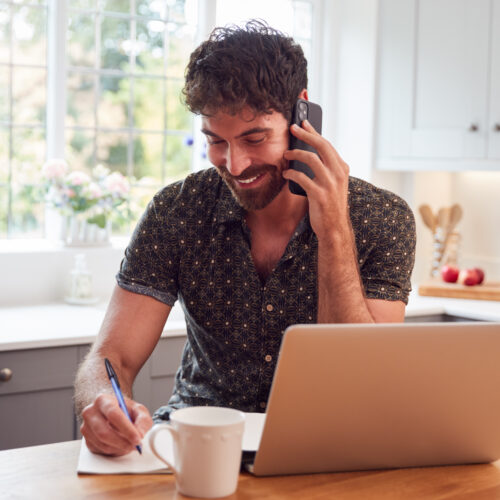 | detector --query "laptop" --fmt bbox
[245,322,500,476]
